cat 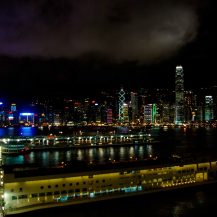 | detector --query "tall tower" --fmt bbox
[130,92,138,123]
[175,65,184,125]
[118,87,125,123]
[204,96,214,121]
